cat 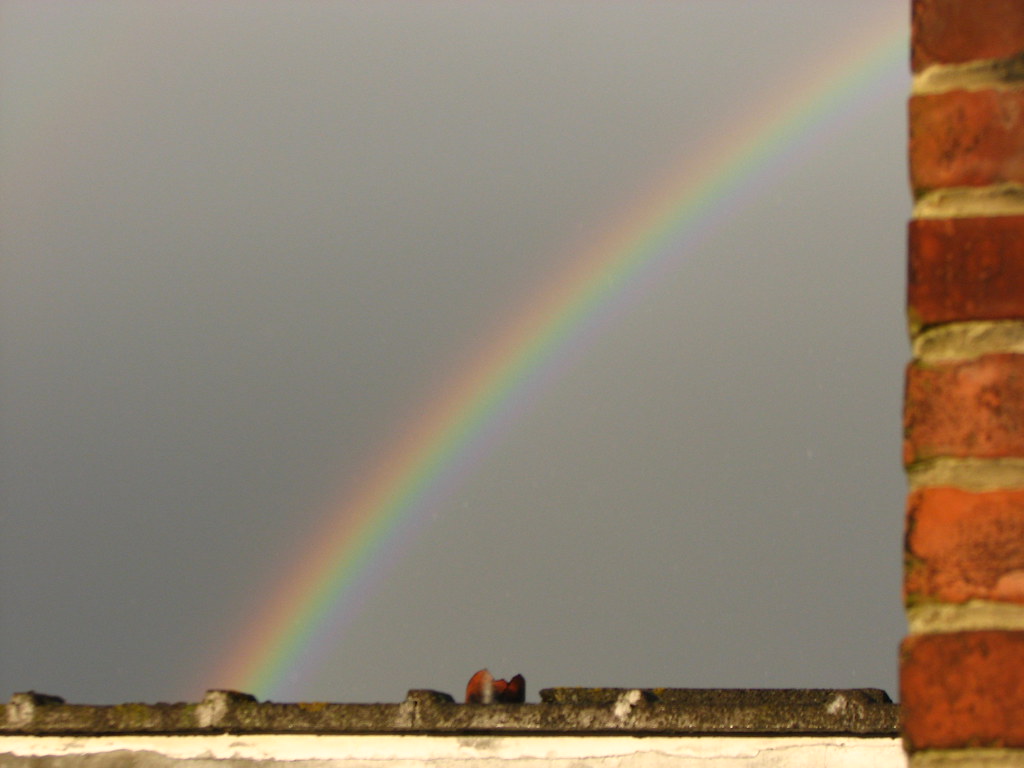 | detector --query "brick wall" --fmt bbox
[903,1,1024,765]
